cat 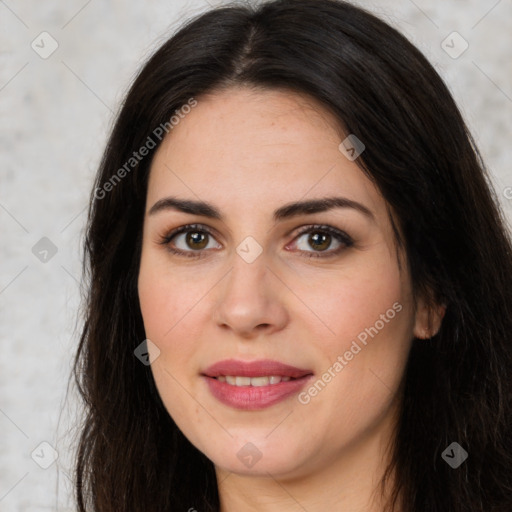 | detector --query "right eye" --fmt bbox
[158,224,222,258]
